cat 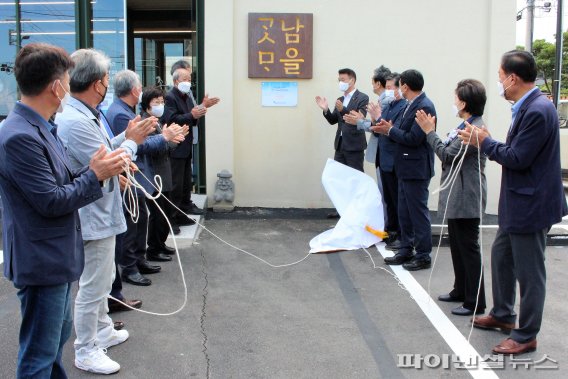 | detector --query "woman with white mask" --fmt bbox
[415,79,488,317]
[140,87,188,249]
